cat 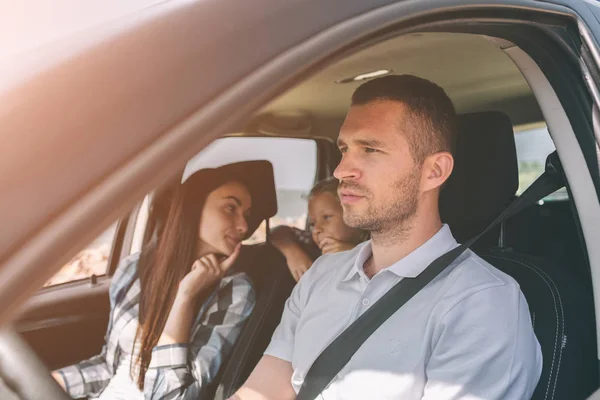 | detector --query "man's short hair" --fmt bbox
[351,75,457,163]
